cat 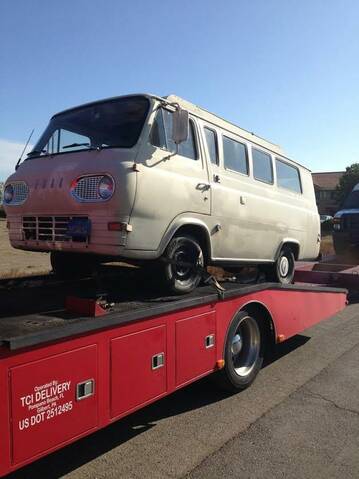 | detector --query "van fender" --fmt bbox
[157,216,213,259]
[274,239,300,261]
